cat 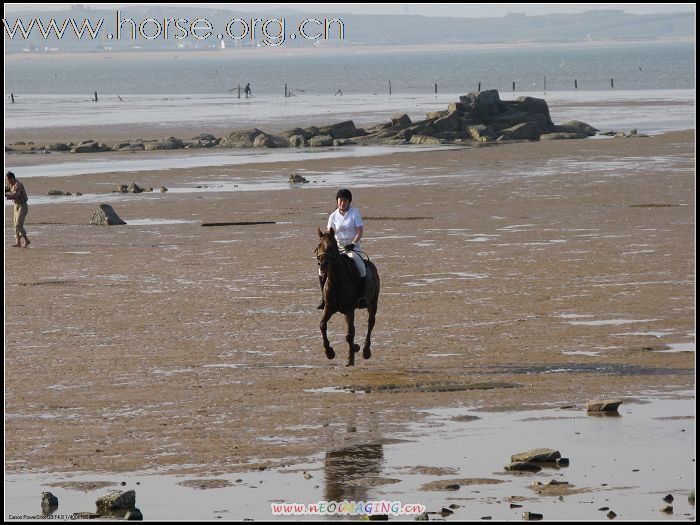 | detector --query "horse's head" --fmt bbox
[316,227,339,272]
